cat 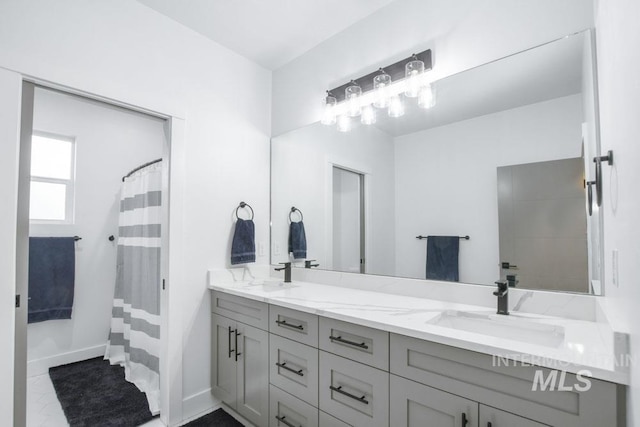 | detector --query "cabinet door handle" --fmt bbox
[227,326,235,358]
[329,335,369,349]
[234,330,242,361]
[329,385,369,404]
[276,319,304,331]
[275,415,299,427]
[462,413,468,426]
[487,423,492,427]
[275,362,304,377]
